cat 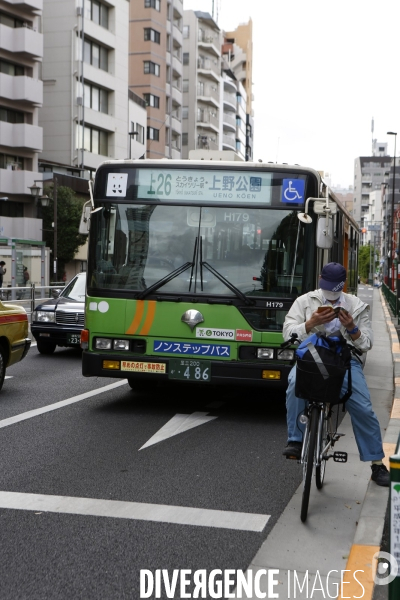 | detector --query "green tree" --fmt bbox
[358,243,380,282]
[42,185,87,280]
